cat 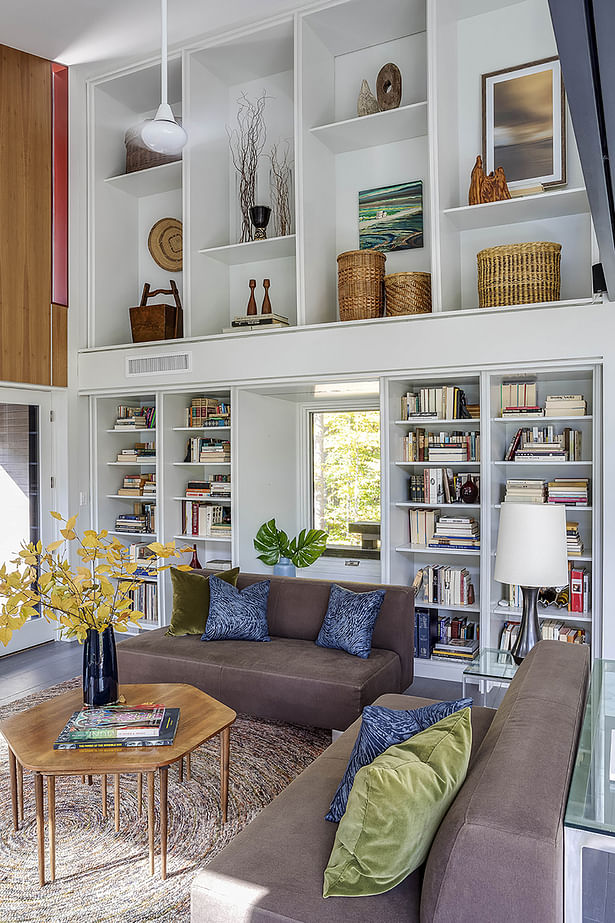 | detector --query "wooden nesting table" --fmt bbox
[0,683,236,885]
